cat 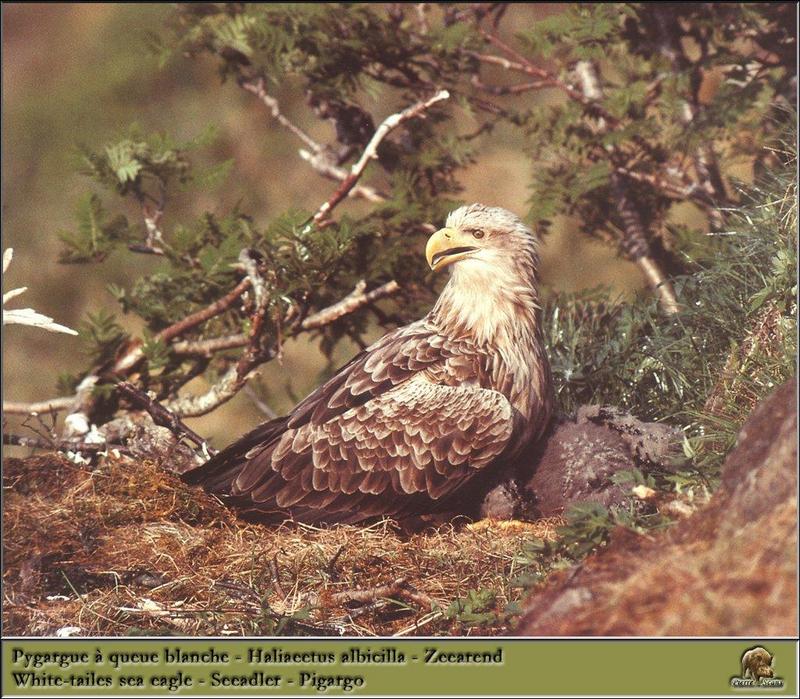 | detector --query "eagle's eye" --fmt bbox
[467,228,485,239]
